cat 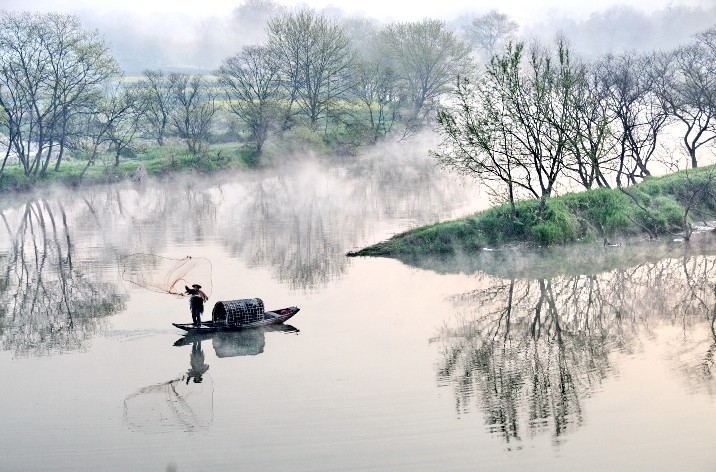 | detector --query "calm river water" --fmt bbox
[2,149,716,471]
